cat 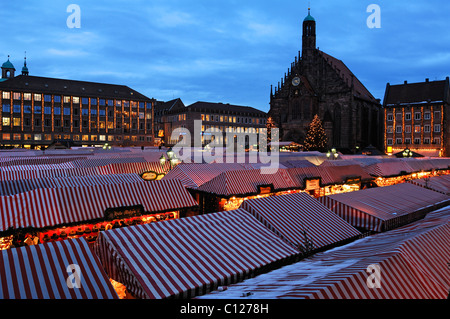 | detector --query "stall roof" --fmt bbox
[162,163,252,189]
[0,238,118,299]
[0,179,198,232]
[198,206,450,299]
[197,168,297,196]
[408,175,450,195]
[319,183,450,231]
[240,192,361,252]
[363,160,416,177]
[94,209,299,299]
